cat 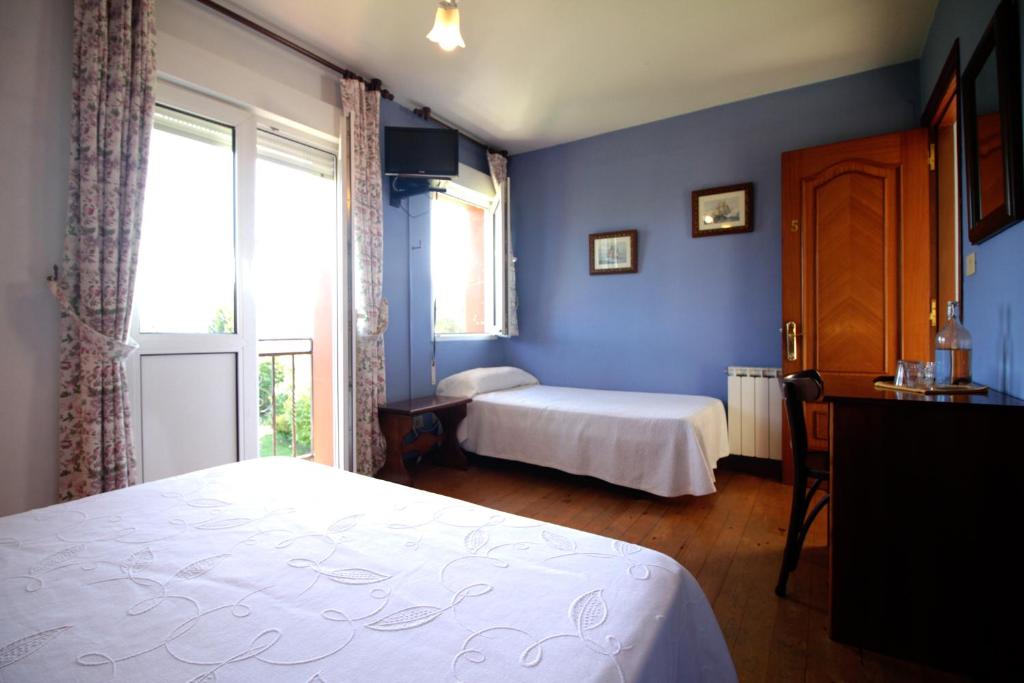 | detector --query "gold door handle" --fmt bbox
[785,321,799,362]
